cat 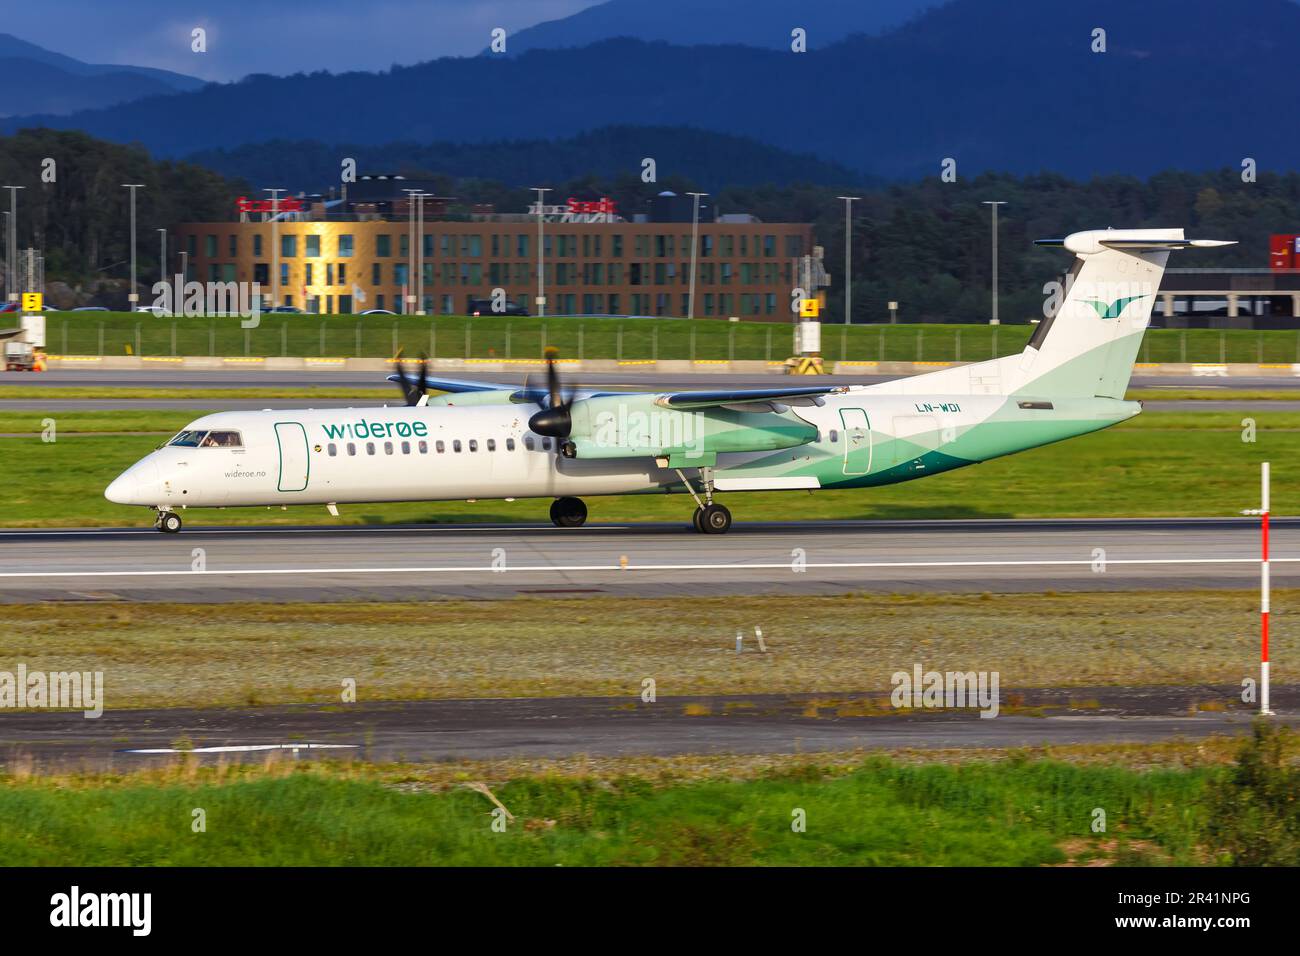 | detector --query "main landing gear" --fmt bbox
[550,496,588,528]
[677,467,732,534]
[692,503,732,534]
[154,509,182,534]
